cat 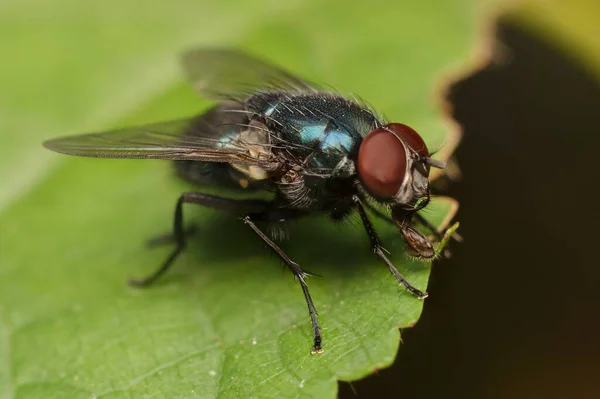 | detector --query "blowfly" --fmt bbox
[44,48,459,353]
